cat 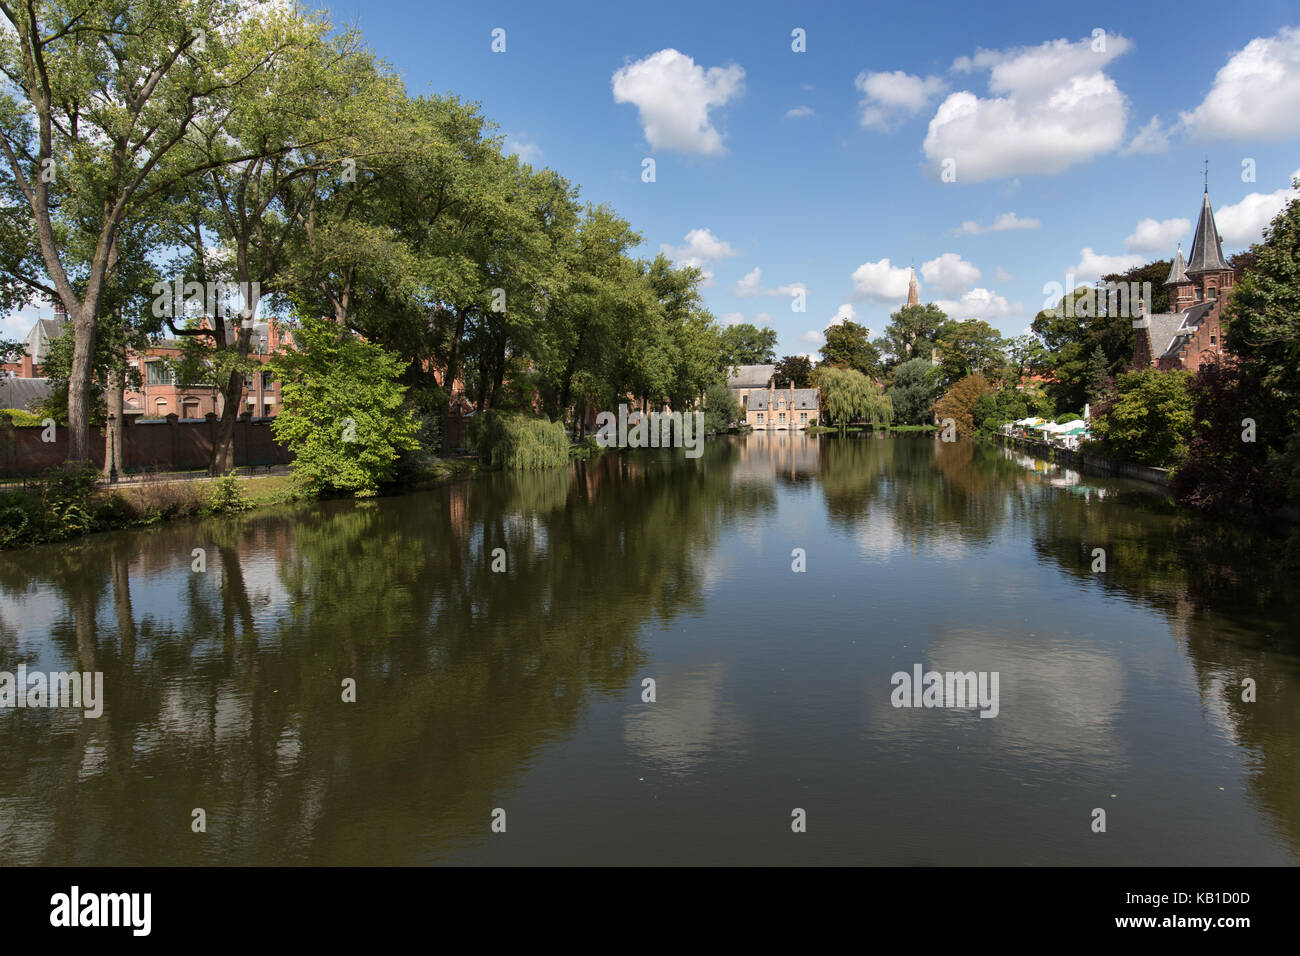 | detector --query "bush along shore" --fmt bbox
[0,460,480,551]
